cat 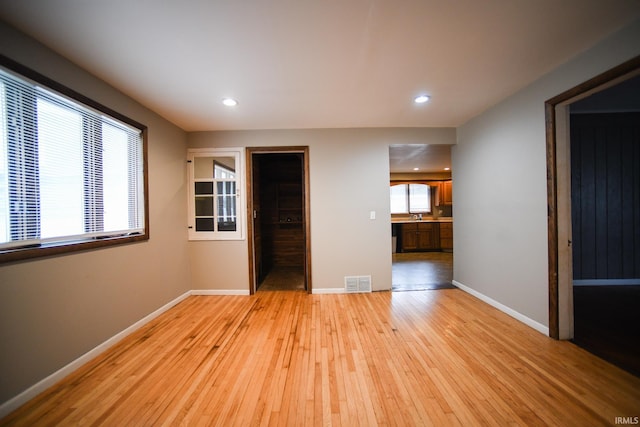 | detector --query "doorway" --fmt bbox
[569,104,640,376]
[389,144,454,291]
[247,147,311,293]
[546,56,640,375]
